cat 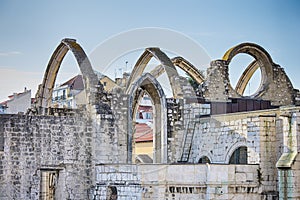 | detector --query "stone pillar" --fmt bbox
[259,115,279,198]
[276,112,300,199]
[204,60,240,102]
